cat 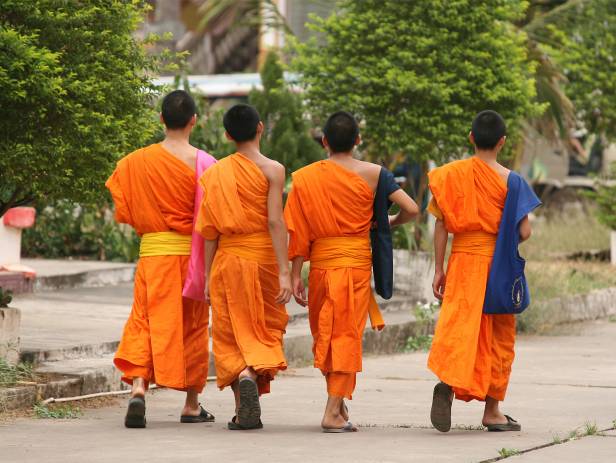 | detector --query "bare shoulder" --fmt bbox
[259,157,285,183]
[495,162,511,182]
[357,160,382,191]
